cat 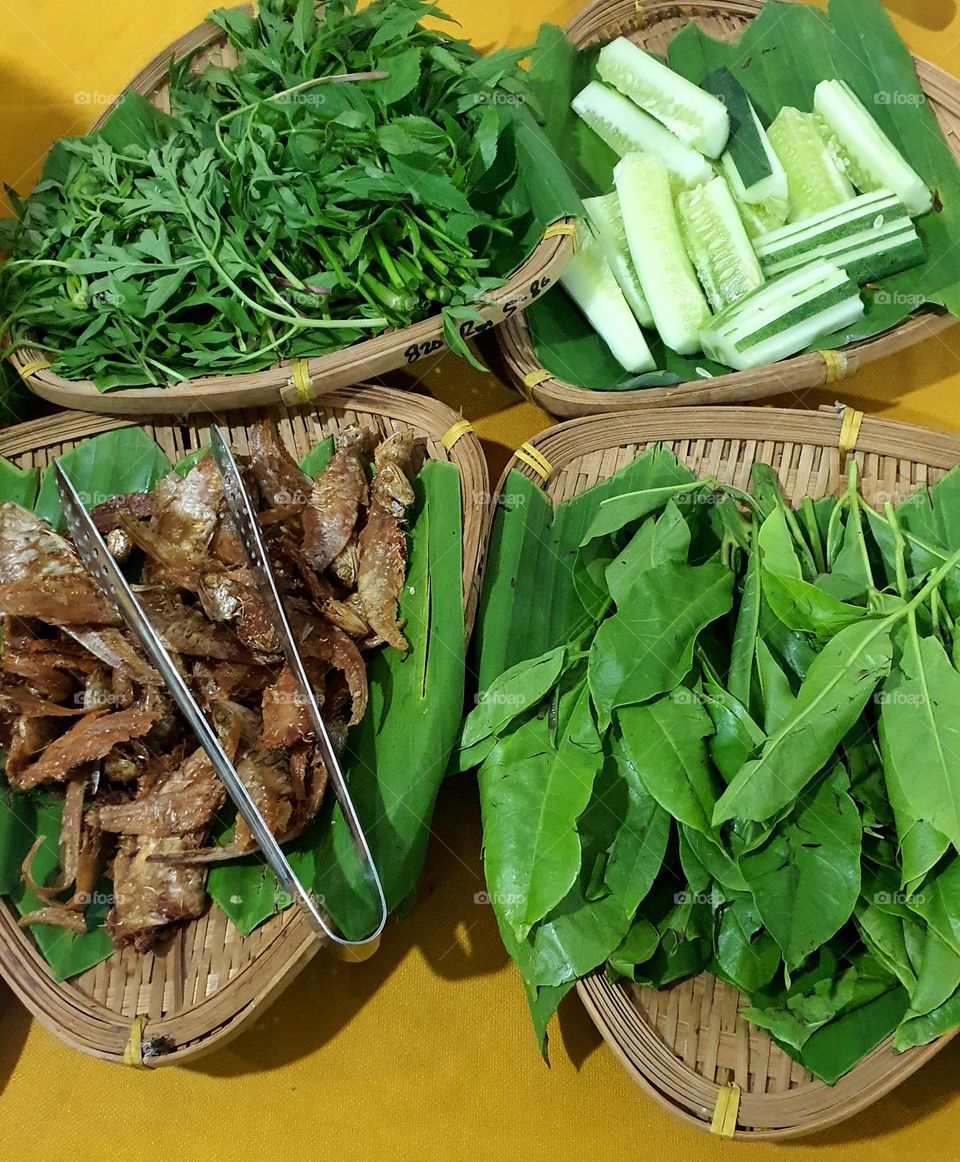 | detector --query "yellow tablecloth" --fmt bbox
[2,2,960,1158]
